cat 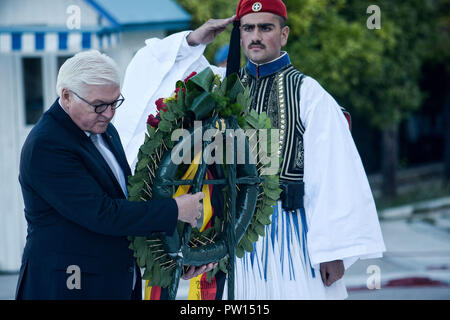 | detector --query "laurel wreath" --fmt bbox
[126,68,282,288]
